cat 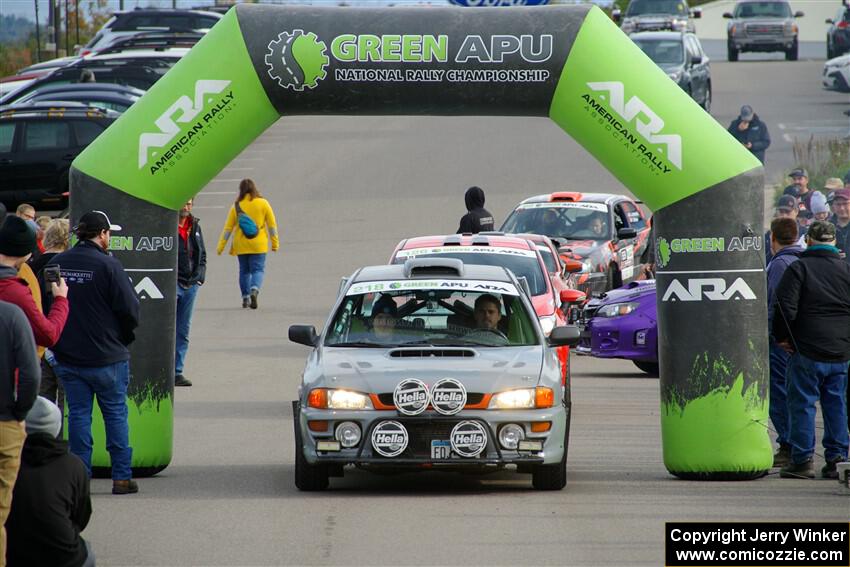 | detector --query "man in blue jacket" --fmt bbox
[765,217,803,467]
[48,211,141,495]
[727,104,771,163]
